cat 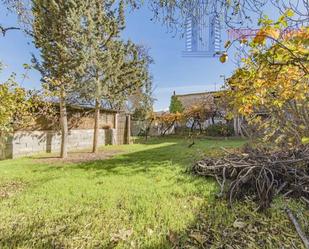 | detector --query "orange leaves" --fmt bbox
[266,27,280,40]
[238,104,253,115]
[156,99,215,128]
[183,99,215,121]
[253,27,280,45]
[253,30,267,44]
[157,112,183,124]
[283,27,309,43]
